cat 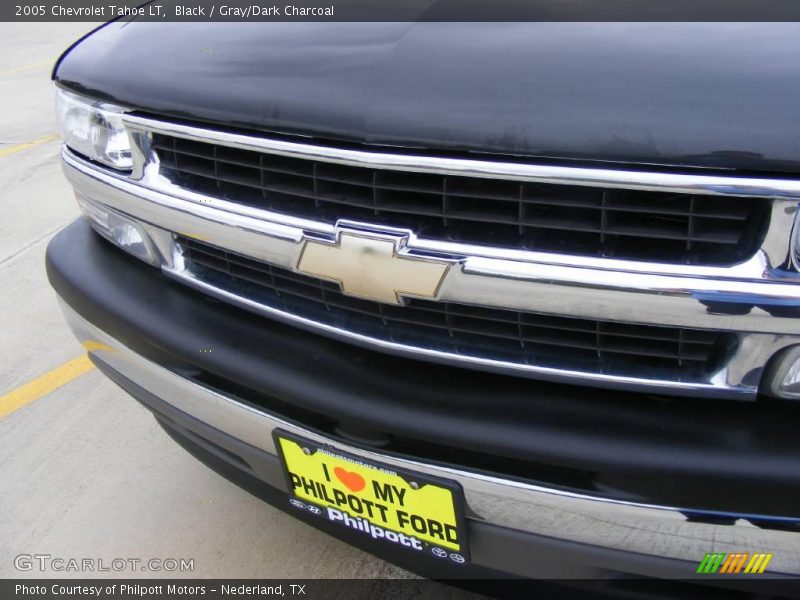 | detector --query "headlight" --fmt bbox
[768,346,800,400]
[77,196,159,266]
[55,88,132,170]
